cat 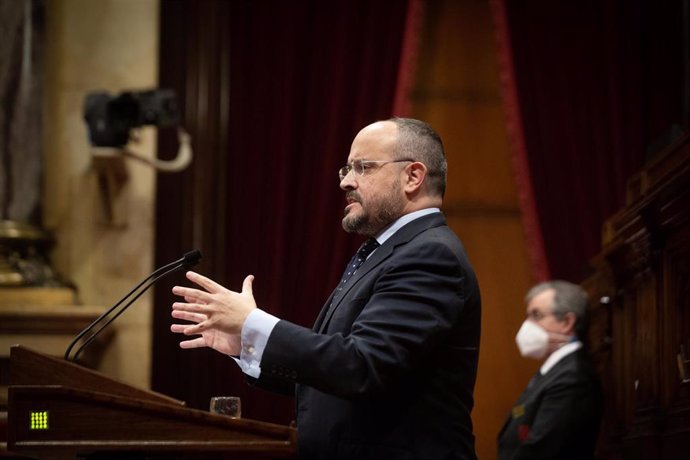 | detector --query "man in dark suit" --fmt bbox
[170,118,481,460]
[497,281,604,460]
